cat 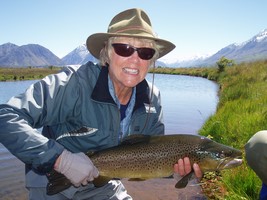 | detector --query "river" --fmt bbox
[0,73,218,199]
